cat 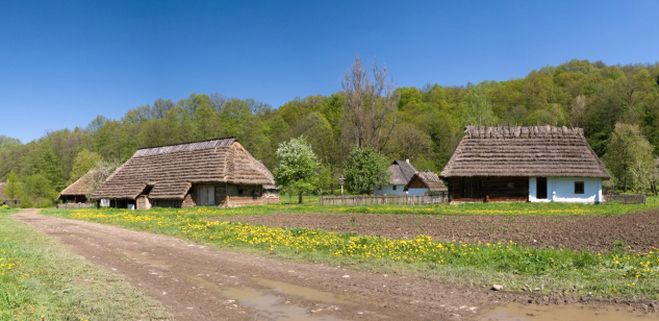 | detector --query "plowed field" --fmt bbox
[222,210,659,252]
